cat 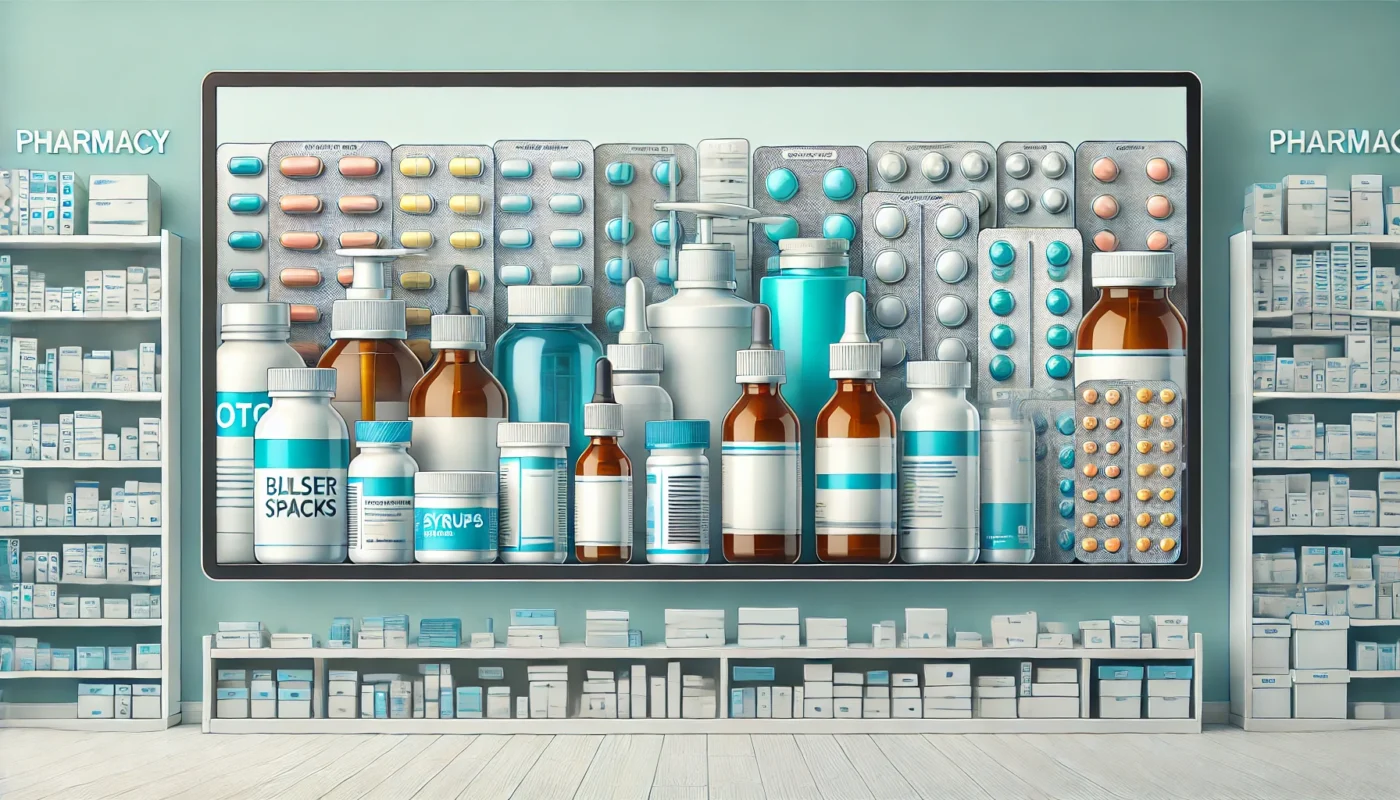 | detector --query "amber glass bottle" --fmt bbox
[723,305,801,563]
[1075,251,1188,388]
[576,358,632,563]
